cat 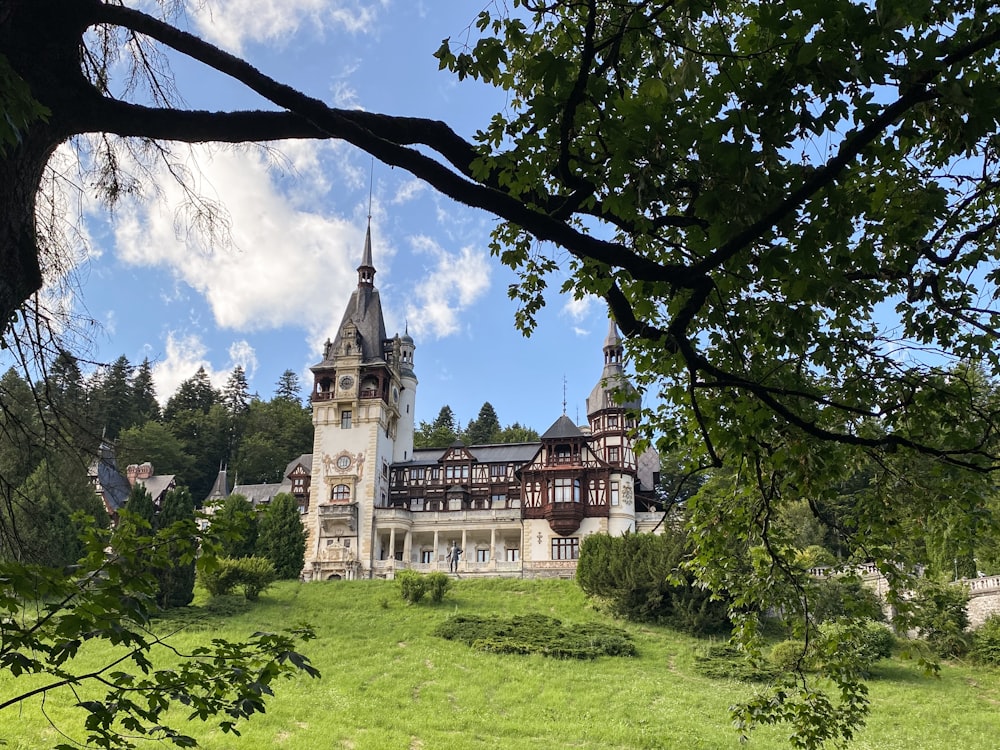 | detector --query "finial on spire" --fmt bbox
[562,375,568,415]
[368,158,374,221]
